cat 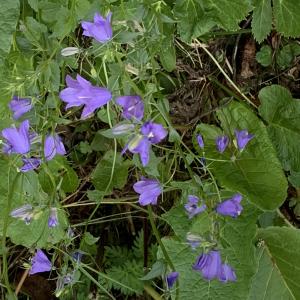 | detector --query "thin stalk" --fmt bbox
[144,284,162,300]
